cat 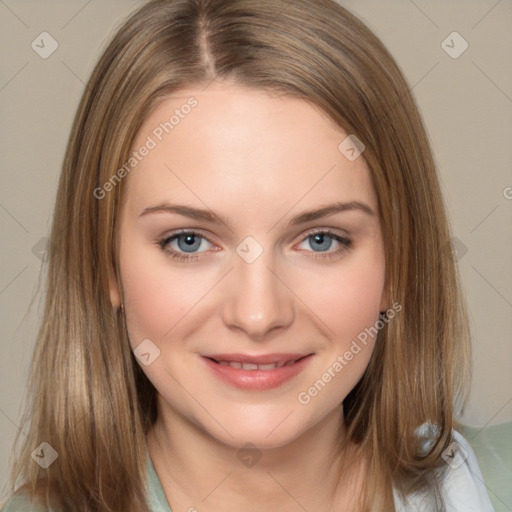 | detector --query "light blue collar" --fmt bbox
[146,452,173,512]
